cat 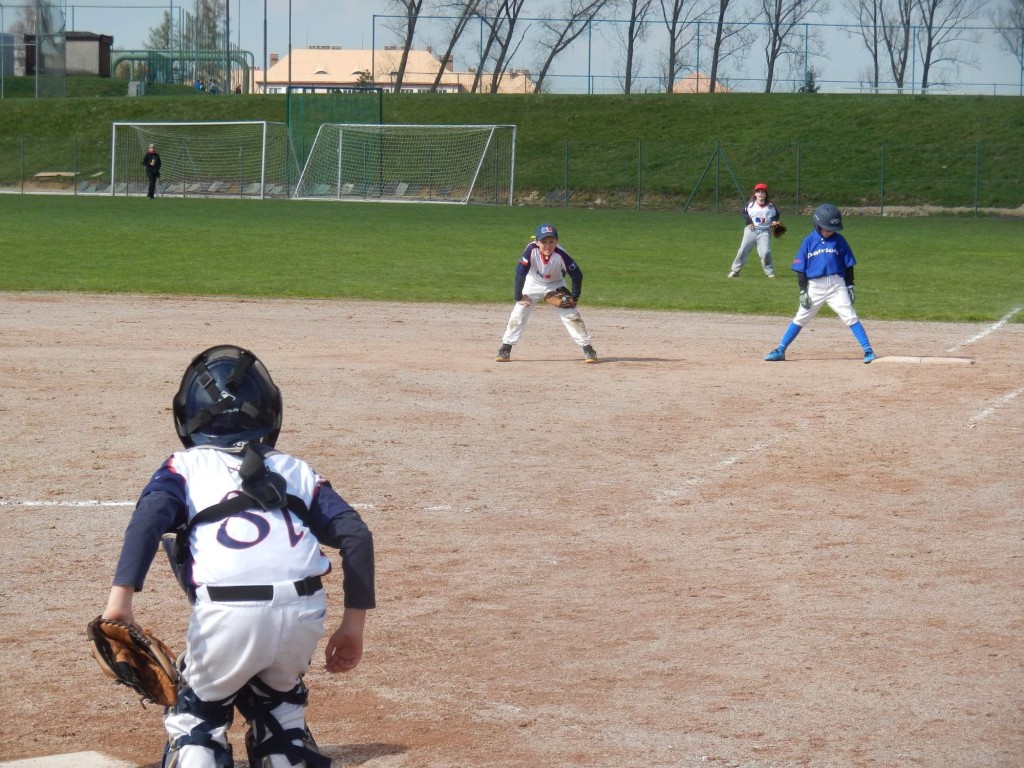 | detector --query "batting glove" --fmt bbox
[847,285,856,305]
[799,290,811,310]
